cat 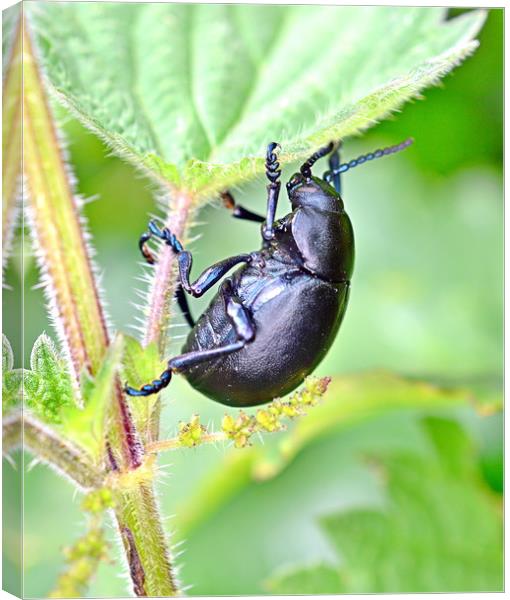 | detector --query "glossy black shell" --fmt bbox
[181,176,355,406]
